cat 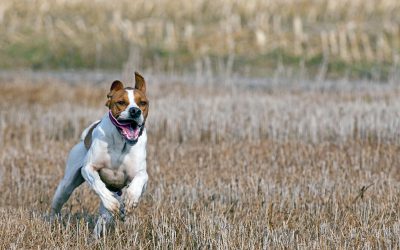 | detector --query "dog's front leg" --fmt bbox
[81,165,122,218]
[124,170,148,214]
